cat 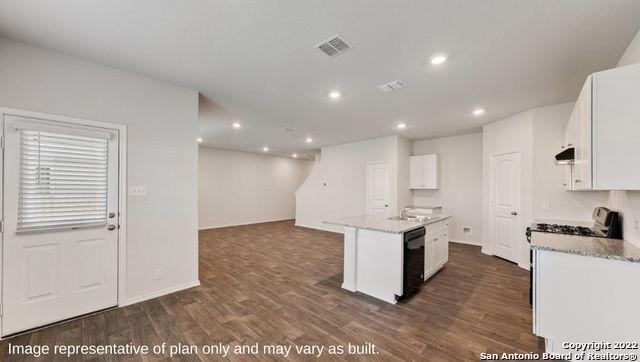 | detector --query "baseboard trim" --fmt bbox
[121,280,200,307]
[199,219,294,230]
[518,262,529,270]
[449,239,483,246]
[341,283,356,292]
[294,222,342,234]
[481,247,493,256]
